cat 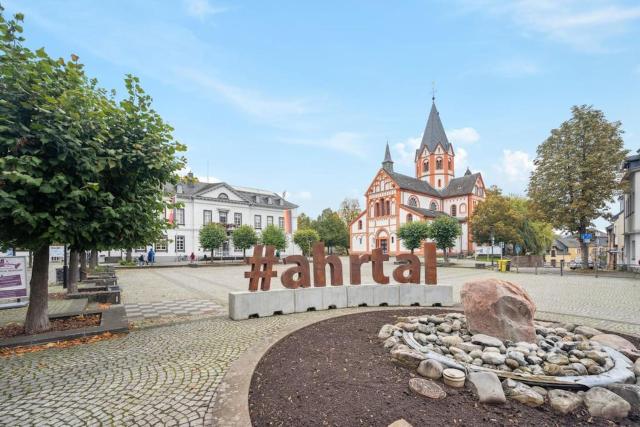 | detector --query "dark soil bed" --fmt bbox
[249,309,640,427]
[0,314,101,339]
